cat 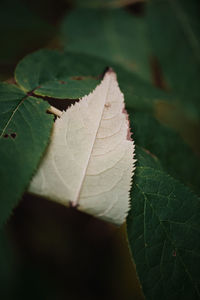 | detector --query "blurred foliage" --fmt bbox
[61,7,151,81]
[0,0,71,81]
